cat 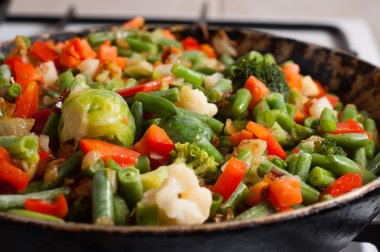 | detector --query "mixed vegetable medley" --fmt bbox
[0,16,379,226]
